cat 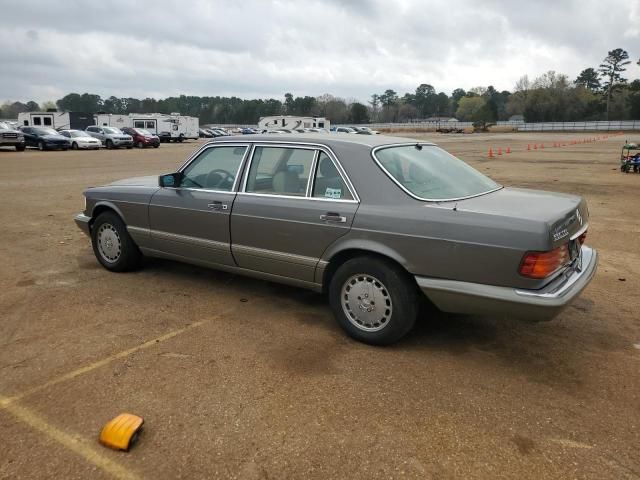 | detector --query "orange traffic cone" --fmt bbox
[506,147,511,154]
[488,148,494,158]
[540,143,544,149]
[527,144,531,151]
[498,148,502,155]
[534,144,538,150]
